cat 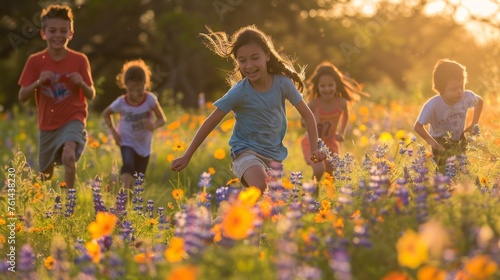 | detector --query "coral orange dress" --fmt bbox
[302,99,344,164]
